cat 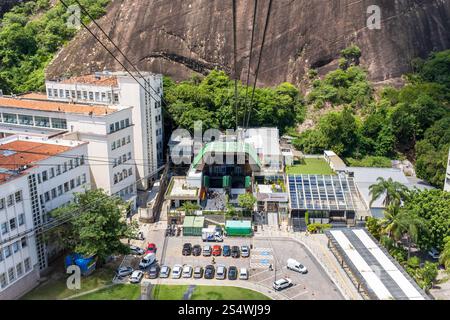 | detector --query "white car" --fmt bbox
[182,265,193,278]
[241,246,250,258]
[273,278,292,291]
[159,265,170,278]
[116,266,134,278]
[172,264,183,279]
[239,268,249,280]
[139,253,156,269]
[129,270,144,283]
[216,265,227,280]
[203,245,211,256]
[129,245,145,255]
[286,258,308,274]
